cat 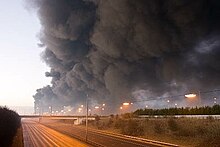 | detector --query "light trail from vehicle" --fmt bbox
[22,119,90,147]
